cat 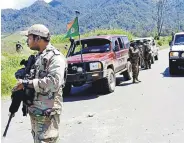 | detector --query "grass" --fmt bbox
[155,36,171,50]
[1,53,28,96]
[159,45,170,50]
